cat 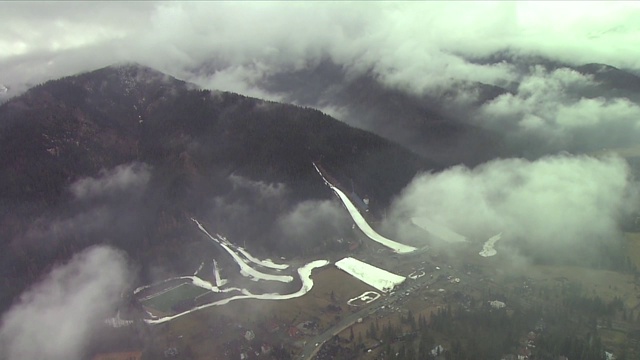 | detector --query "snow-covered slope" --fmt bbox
[146,260,329,324]
[212,259,227,287]
[479,233,502,257]
[192,219,293,282]
[235,246,289,270]
[313,163,416,254]
[335,257,405,292]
